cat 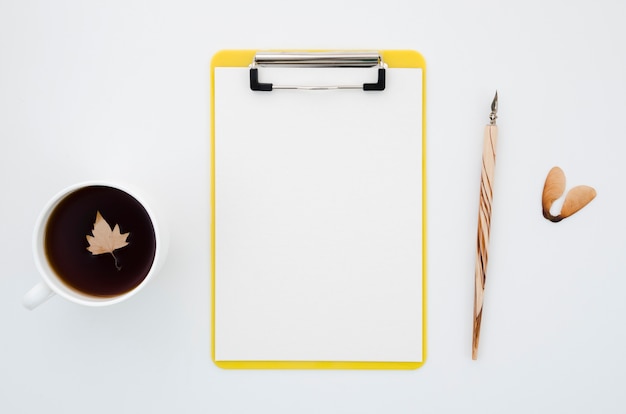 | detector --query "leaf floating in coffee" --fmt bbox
[541,167,596,222]
[86,211,130,270]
